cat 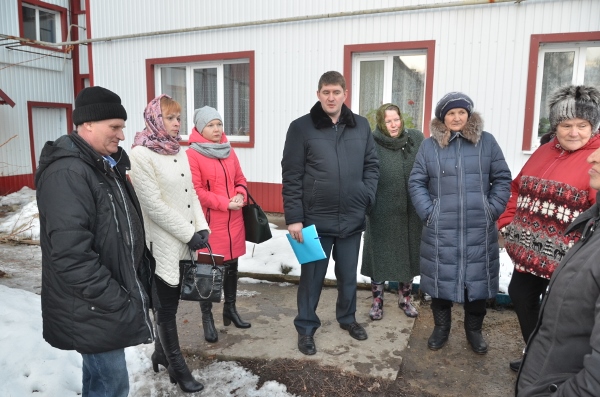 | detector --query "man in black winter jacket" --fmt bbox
[36,86,154,397]
[282,71,379,355]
